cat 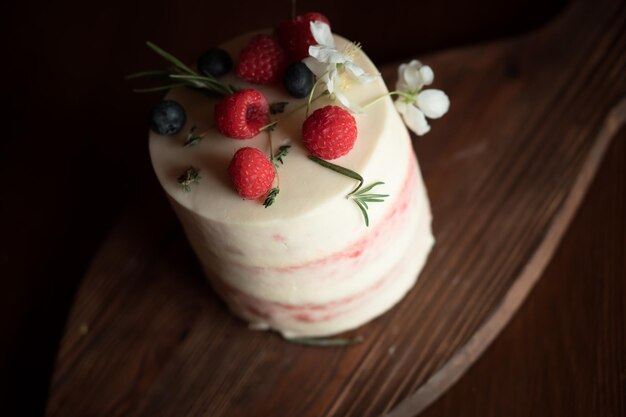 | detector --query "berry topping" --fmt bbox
[197,47,233,78]
[283,62,315,98]
[149,100,186,135]
[228,147,276,199]
[302,105,357,160]
[278,12,330,61]
[236,34,287,84]
[215,89,270,139]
